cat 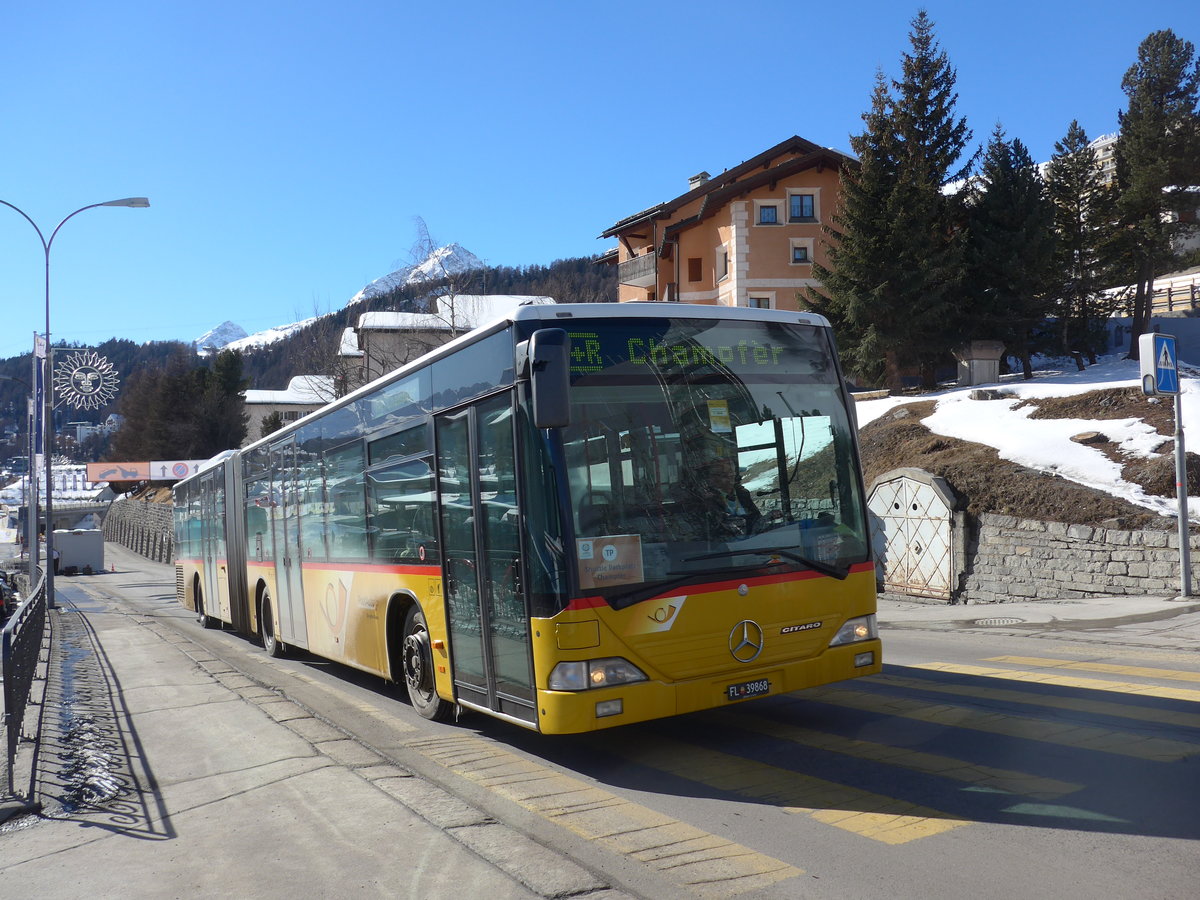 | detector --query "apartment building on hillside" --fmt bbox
[599,136,853,310]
